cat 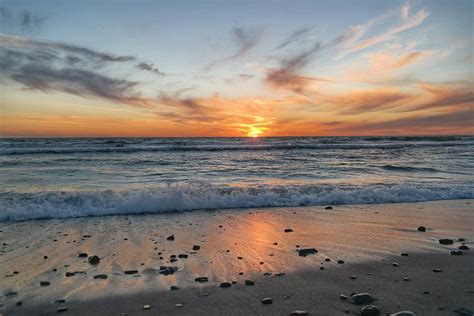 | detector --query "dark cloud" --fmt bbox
[206,26,263,69]
[158,94,207,113]
[265,28,358,93]
[407,84,474,111]
[137,62,165,76]
[276,27,311,49]
[0,7,48,33]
